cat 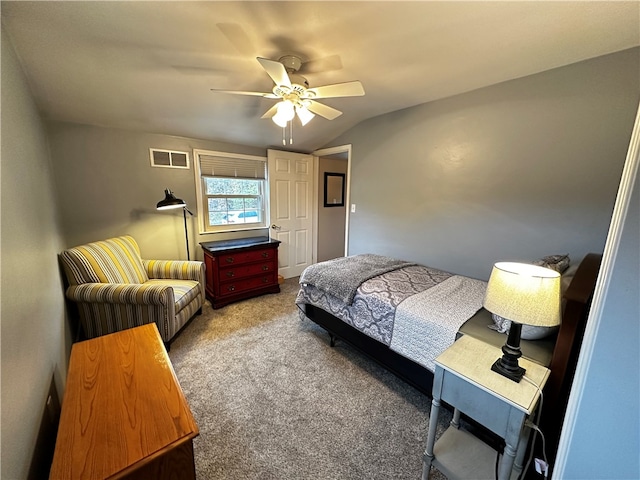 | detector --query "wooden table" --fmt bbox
[49,324,199,479]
